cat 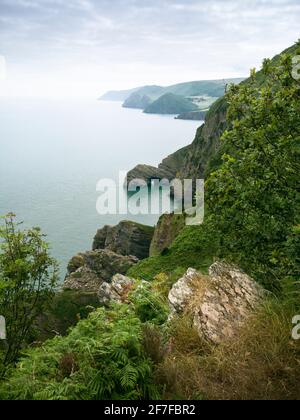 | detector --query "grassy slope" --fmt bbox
[128,223,218,281]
